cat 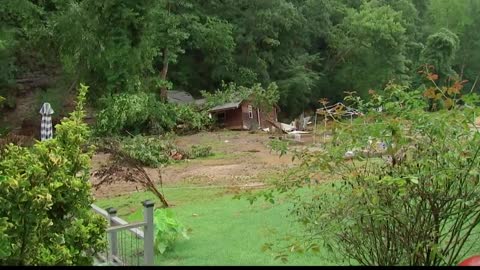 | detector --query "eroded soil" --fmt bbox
[90,131,302,199]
